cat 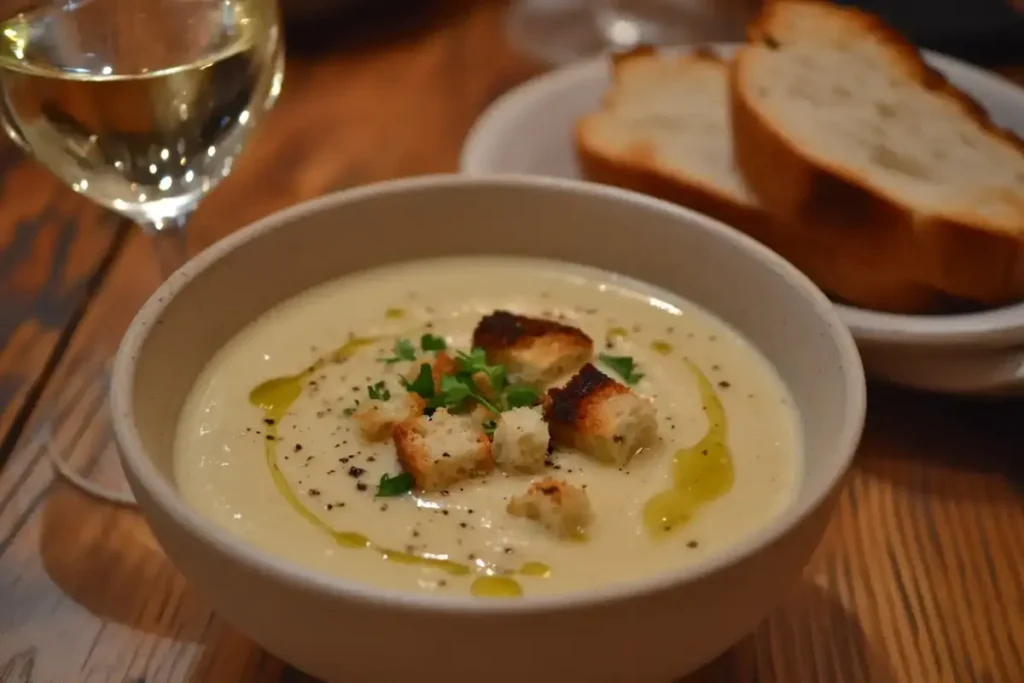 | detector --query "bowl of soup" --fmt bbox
[111,175,865,683]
